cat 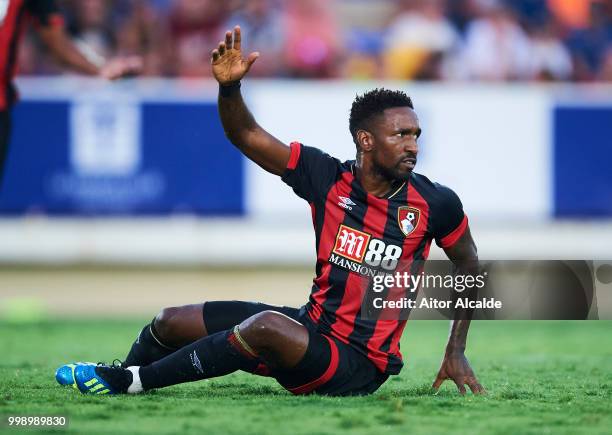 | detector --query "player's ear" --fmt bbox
[357,130,374,152]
